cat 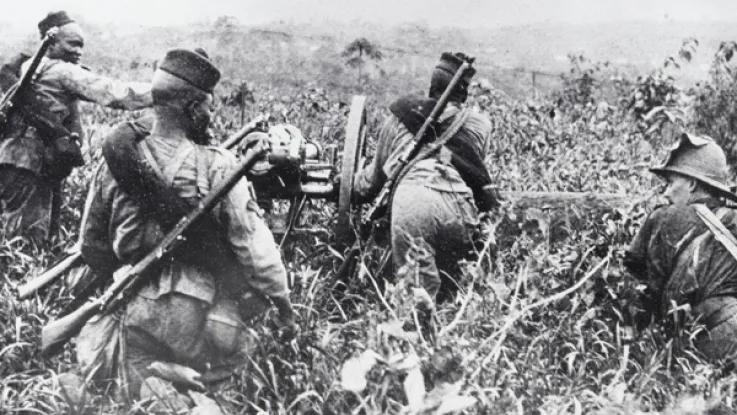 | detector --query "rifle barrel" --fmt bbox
[17,33,55,91]
[16,251,83,300]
